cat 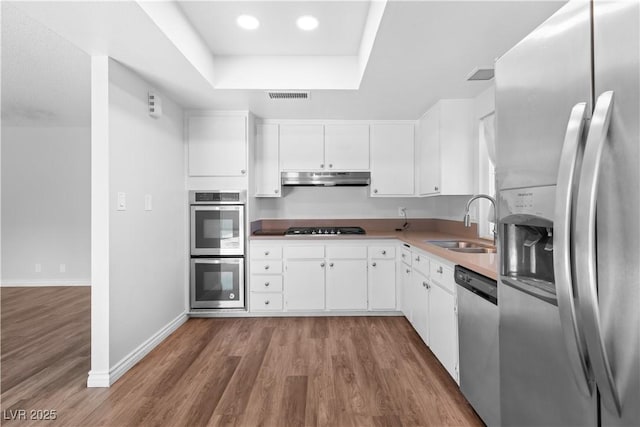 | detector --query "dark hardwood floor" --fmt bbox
[1,287,482,426]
